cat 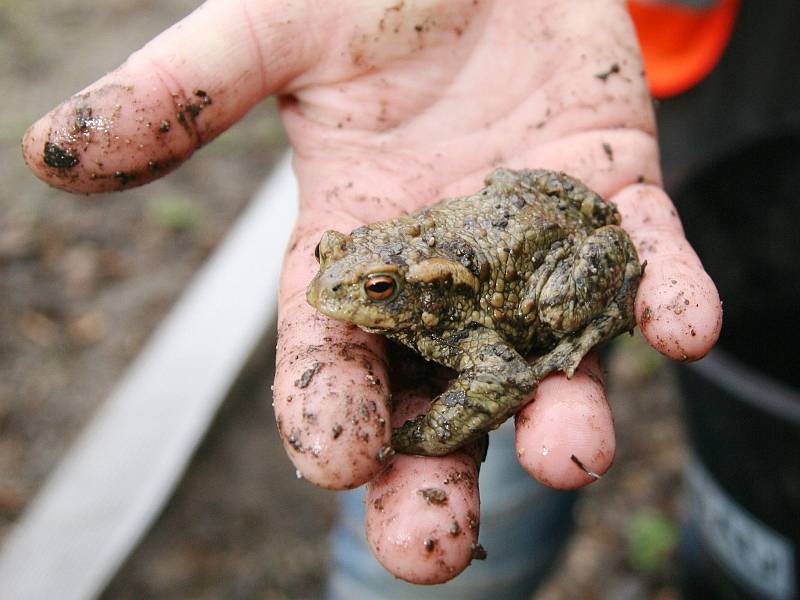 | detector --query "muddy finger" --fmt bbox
[22,0,318,193]
[361,369,483,583]
[366,452,482,584]
[613,184,722,360]
[274,292,392,490]
[273,205,395,489]
[515,353,615,489]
